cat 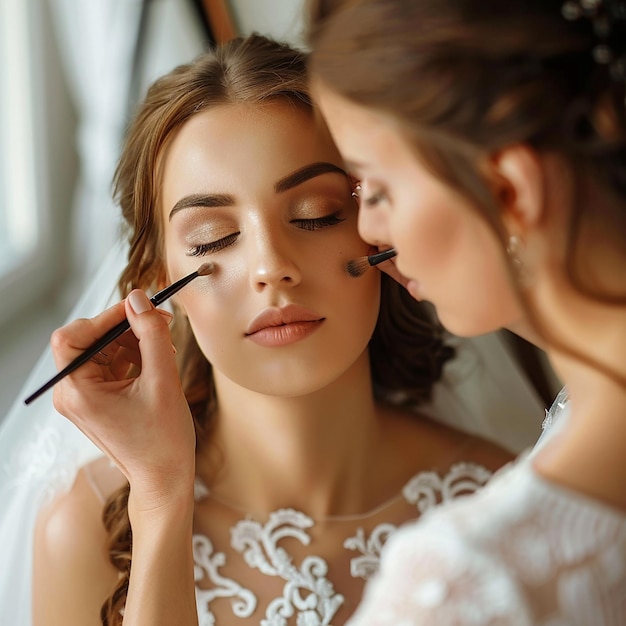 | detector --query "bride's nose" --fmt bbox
[248,231,302,292]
